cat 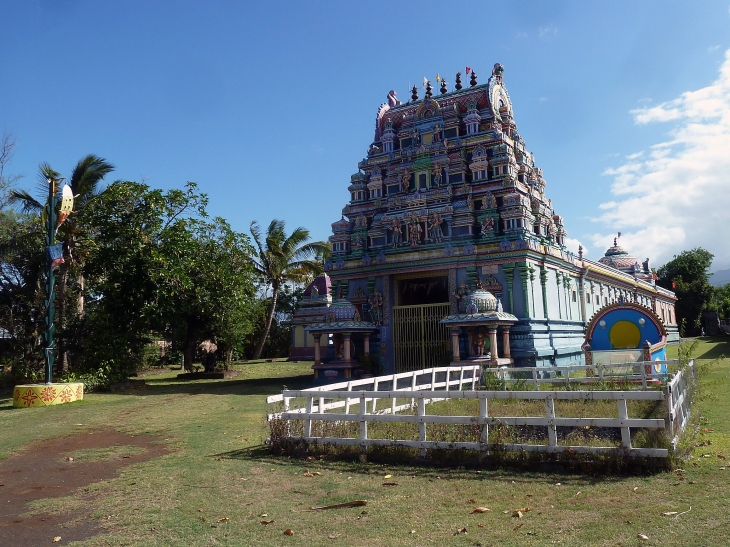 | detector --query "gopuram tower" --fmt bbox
[289,64,678,376]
